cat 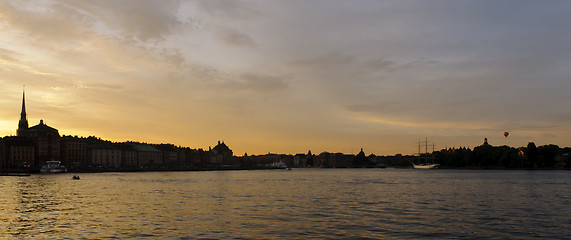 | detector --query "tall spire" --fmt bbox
[17,87,29,136]
[21,88,26,117]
